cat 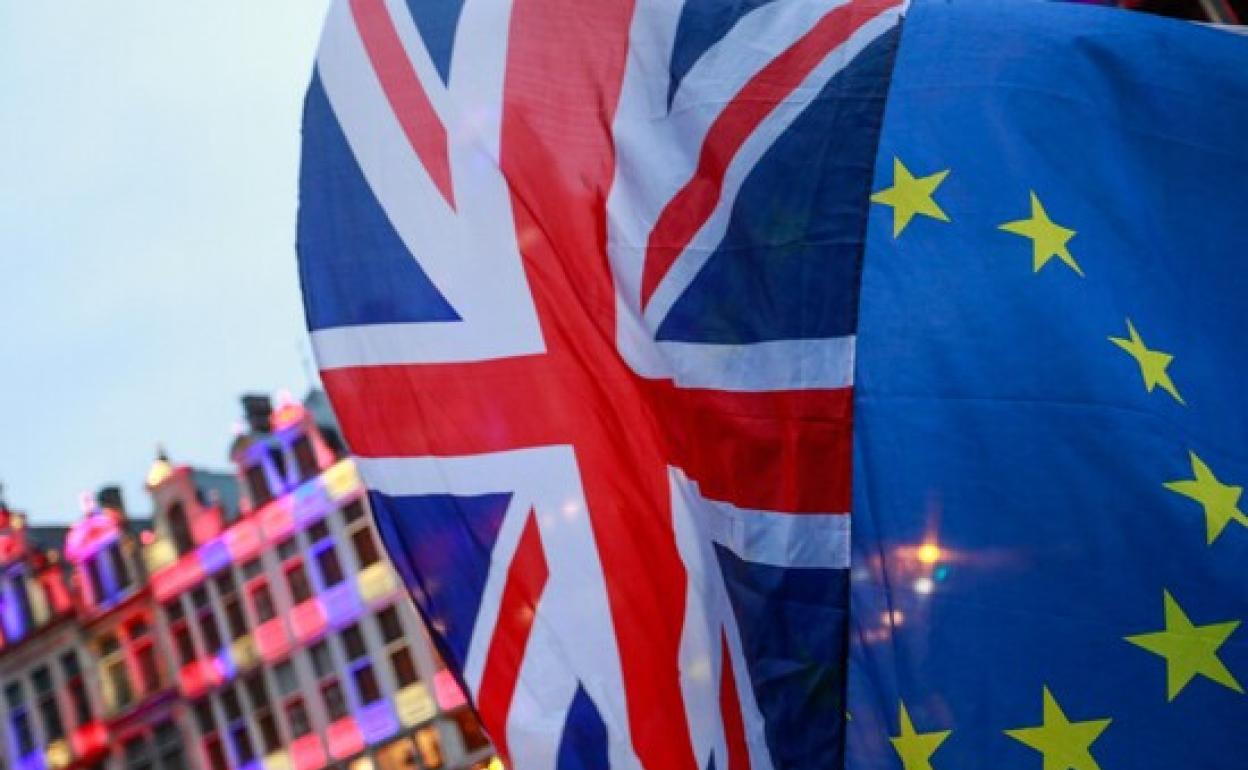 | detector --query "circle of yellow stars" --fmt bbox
[869,156,1245,770]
